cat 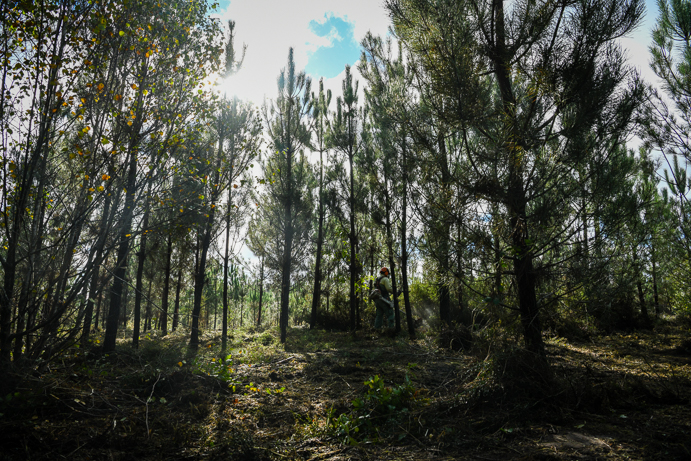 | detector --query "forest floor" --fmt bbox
[1,320,690,461]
